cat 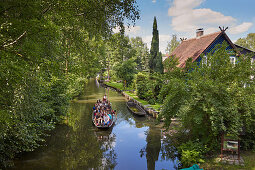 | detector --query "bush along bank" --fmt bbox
[0,75,86,168]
